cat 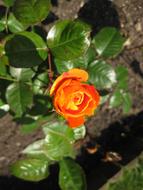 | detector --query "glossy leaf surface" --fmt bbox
[47,20,91,60]
[6,82,33,116]
[93,27,125,58]
[5,32,48,68]
[10,67,35,81]
[59,158,87,190]
[55,47,96,73]
[8,13,27,33]
[11,158,49,181]
[13,0,51,25]
[88,60,116,89]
